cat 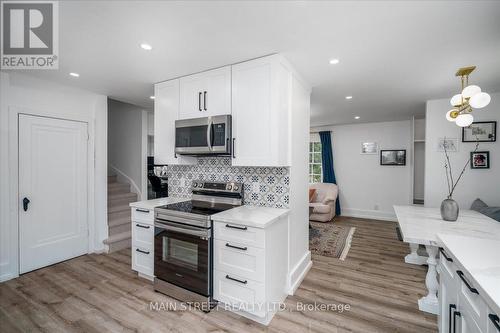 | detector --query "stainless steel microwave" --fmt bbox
[175,115,232,155]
